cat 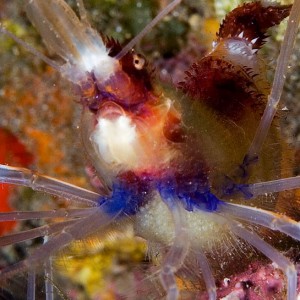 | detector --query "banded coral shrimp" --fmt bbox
[1,0,300,299]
